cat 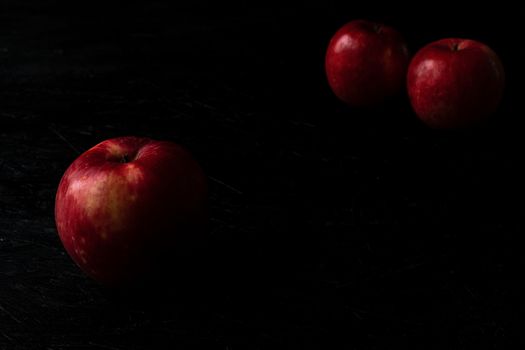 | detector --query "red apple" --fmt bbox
[55,136,208,286]
[407,38,505,128]
[325,19,410,106]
